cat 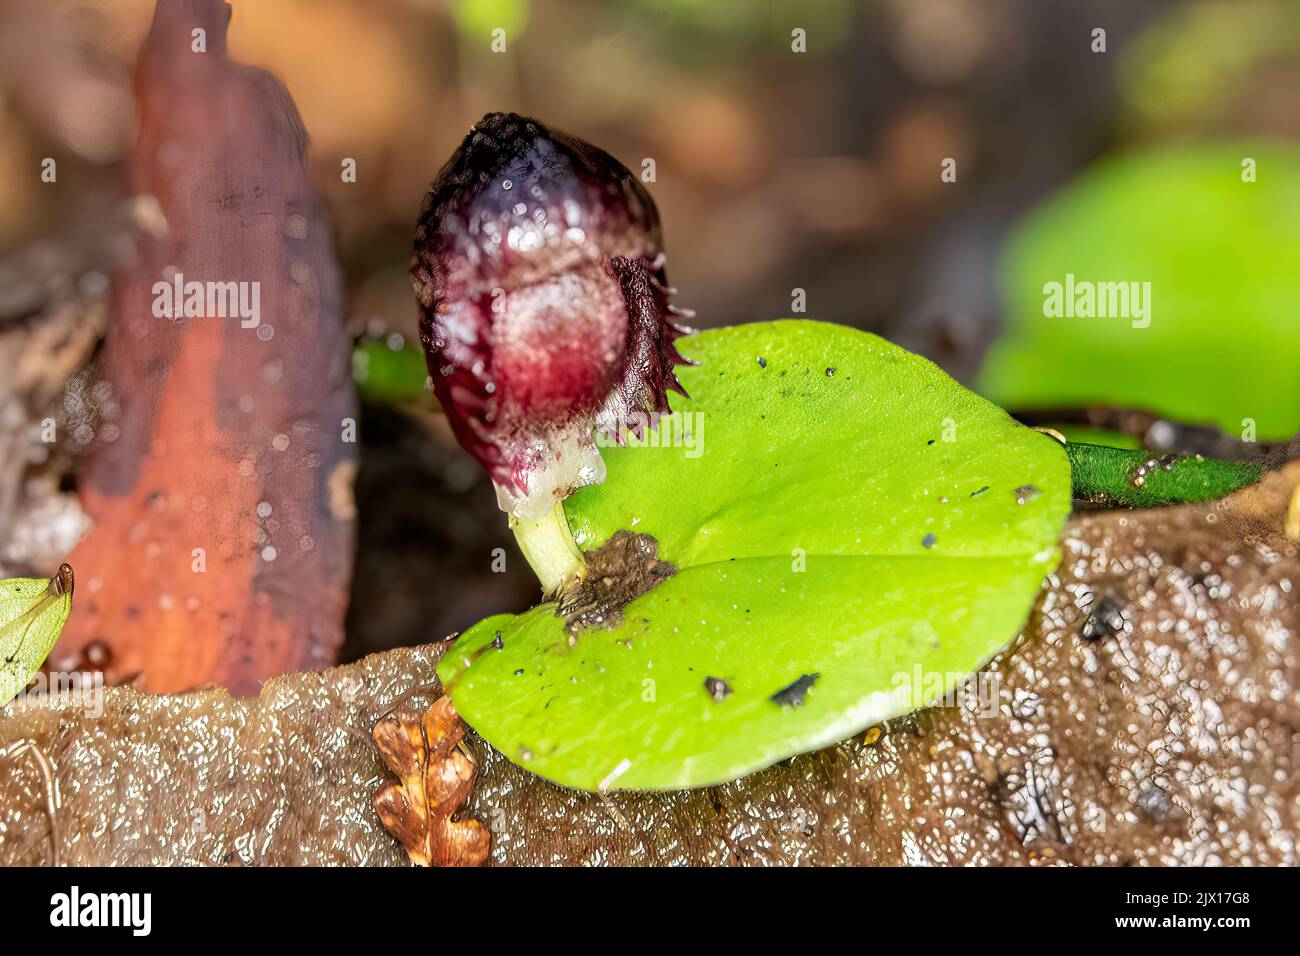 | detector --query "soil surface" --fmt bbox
[560,529,677,637]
